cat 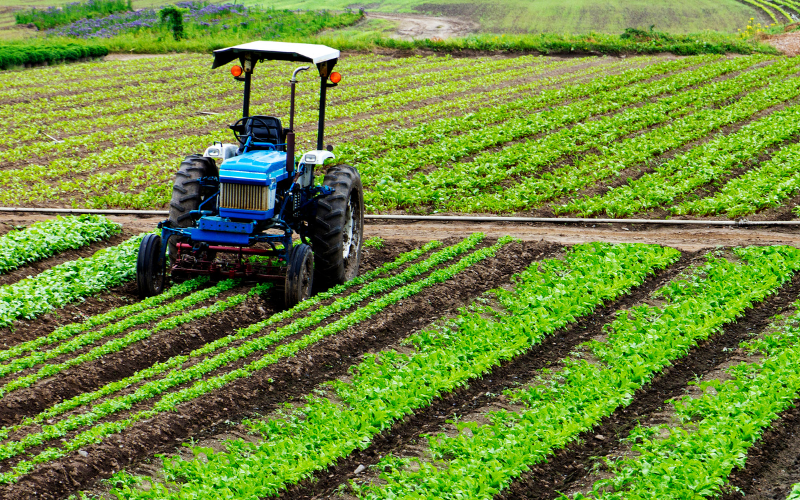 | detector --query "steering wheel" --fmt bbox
[230,116,277,147]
